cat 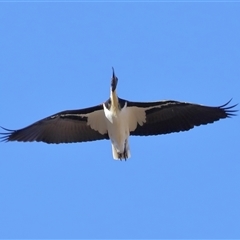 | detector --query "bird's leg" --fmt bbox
[123,140,127,161]
[117,152,123,161]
